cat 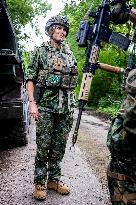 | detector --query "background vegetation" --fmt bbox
[6,0,51,82]
[7,0,51,39]
[63,0,136,116]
